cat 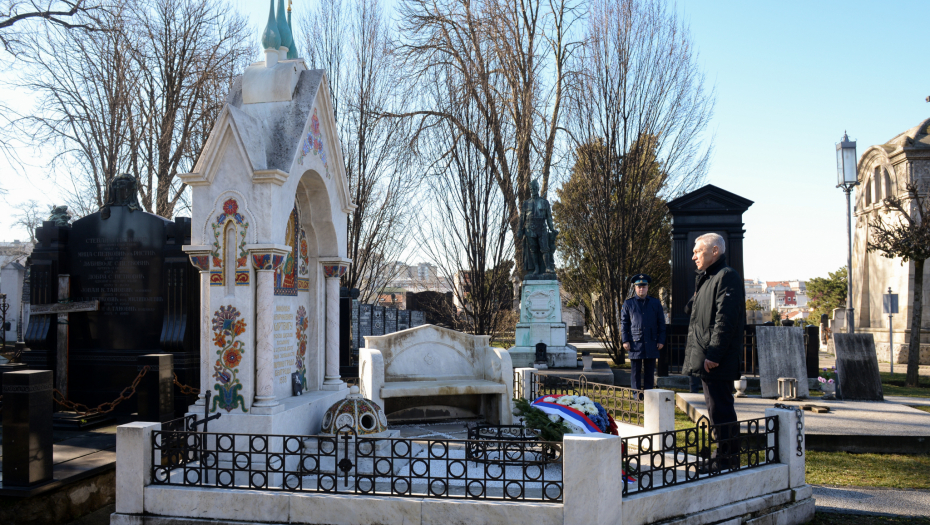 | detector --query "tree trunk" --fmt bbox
[906,258,924,387]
